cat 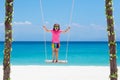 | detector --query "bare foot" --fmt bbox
[55,60,58,63]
